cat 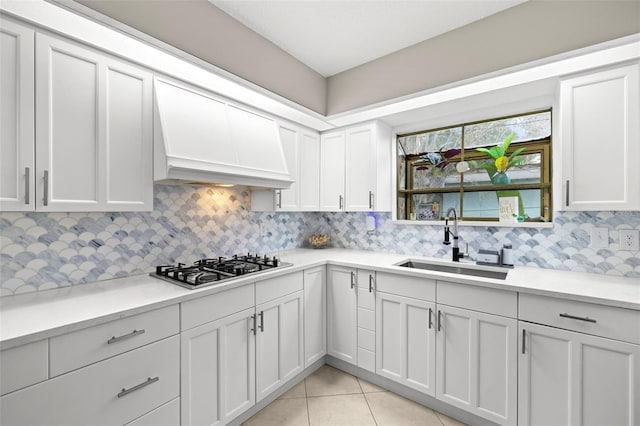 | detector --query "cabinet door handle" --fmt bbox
[350,271,355,289]
[43,170,49,206]
[339,195,344,210]
[107,329,145,344]
[559,313,596,323]
[117,376,159,398]
[369,191,374,209]
[259,310,264,332]
[368,274,374,293]
[24,167,30,204]
[437,310,442,331]
[428,308,433,329]
[250,314,257,335]
[522,329,526,354]
[565,180,570,207]
[276,190,282,209]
